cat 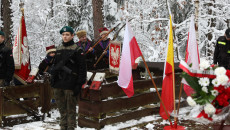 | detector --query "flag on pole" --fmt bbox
[109,41,121,74]
[13,15,30,85]
[159,15,175,120]
[182,15,200,96]
[118,20,142,98]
